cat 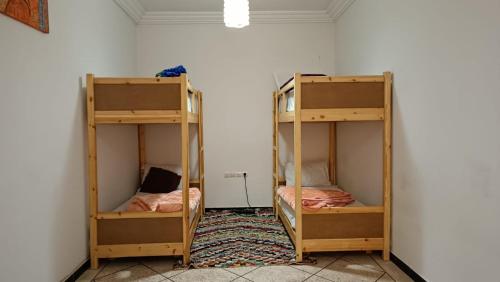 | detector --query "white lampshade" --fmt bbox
[224,0,249,28]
